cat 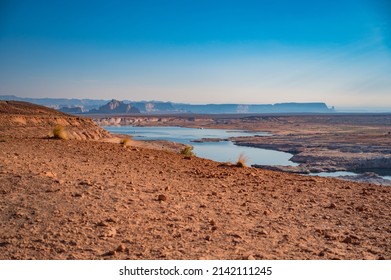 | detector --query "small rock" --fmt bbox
[97,221,109,227]
[327,203,337,209]
[205,235,212,241]
[43,171,57,178]
[79,180,93,186]
[231,233,243,239]
[106,217,117,223]
[356,205,368,212]
[342,236,352,244]
[116,245,126,252]
[103,250,116,256]
[100,227,117,238]
[158,194,167,201]
[247,254,256,260]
